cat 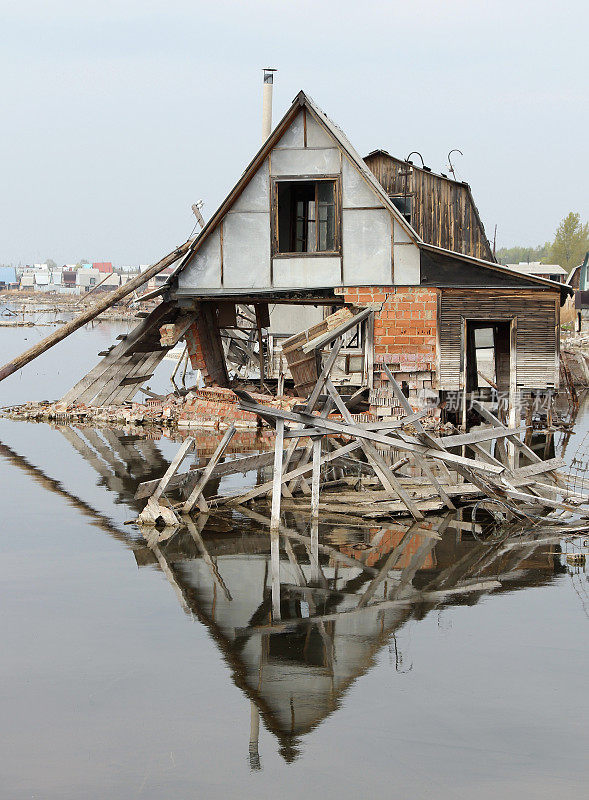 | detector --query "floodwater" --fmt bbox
[1,318,588,799]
